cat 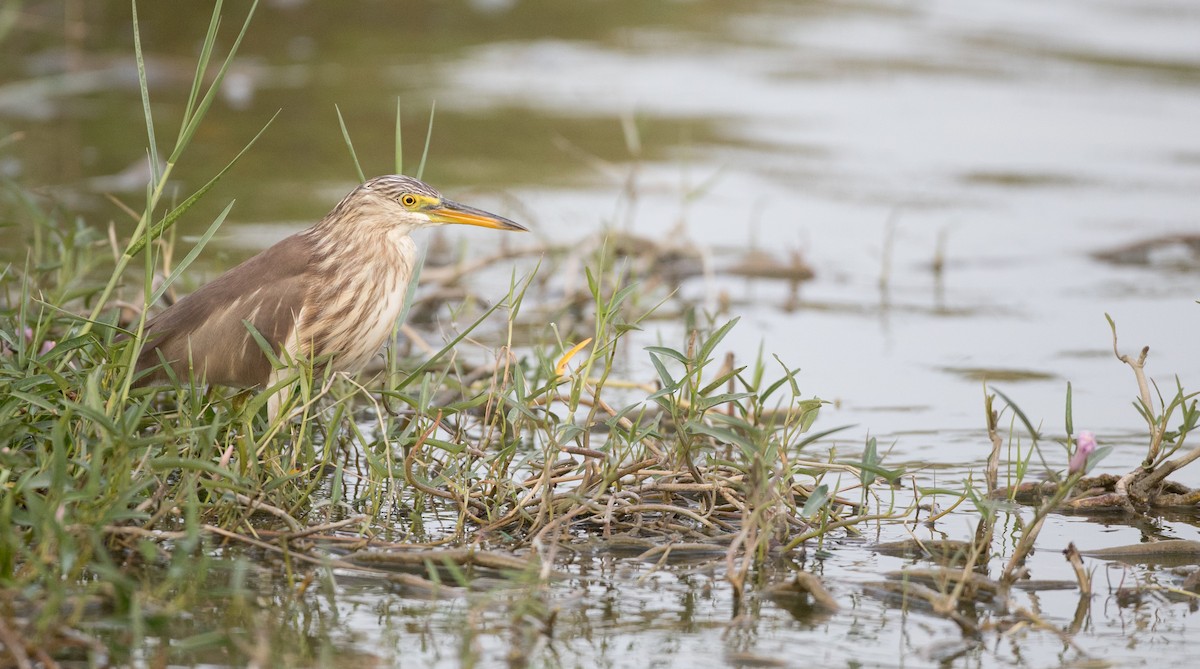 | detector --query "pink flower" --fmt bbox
[1069,430,1096,475]
[2,327,55,356]
[25,327,55,355]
